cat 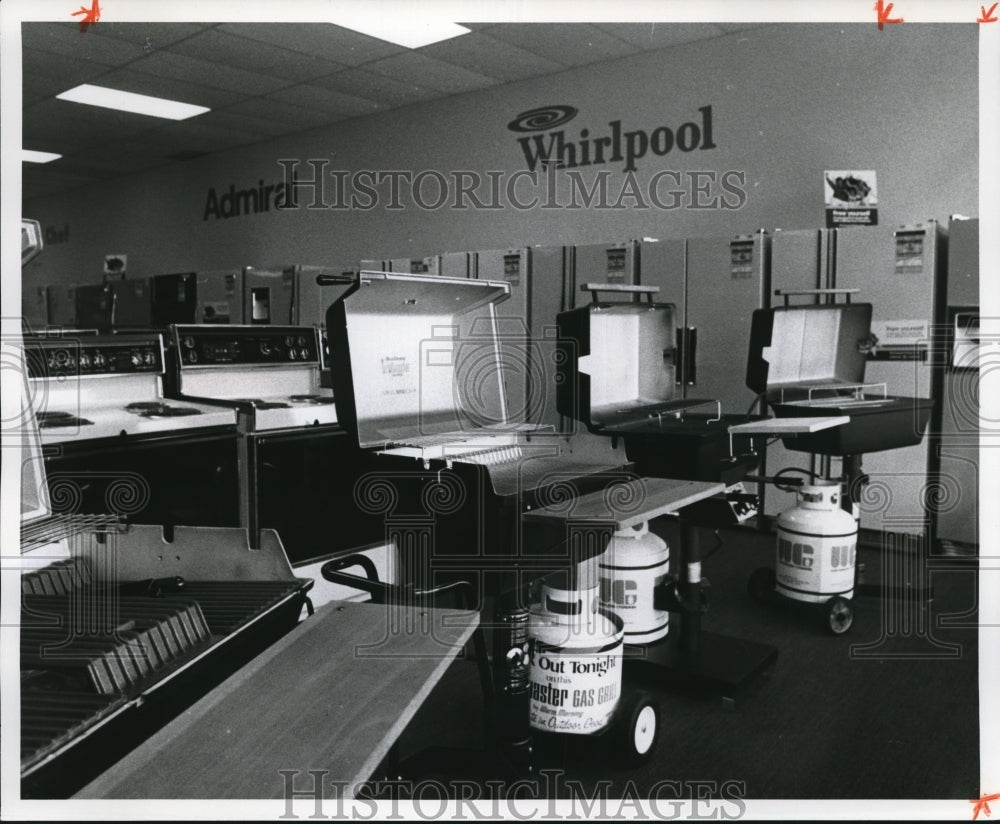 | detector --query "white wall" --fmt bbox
[22,23,978,288]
